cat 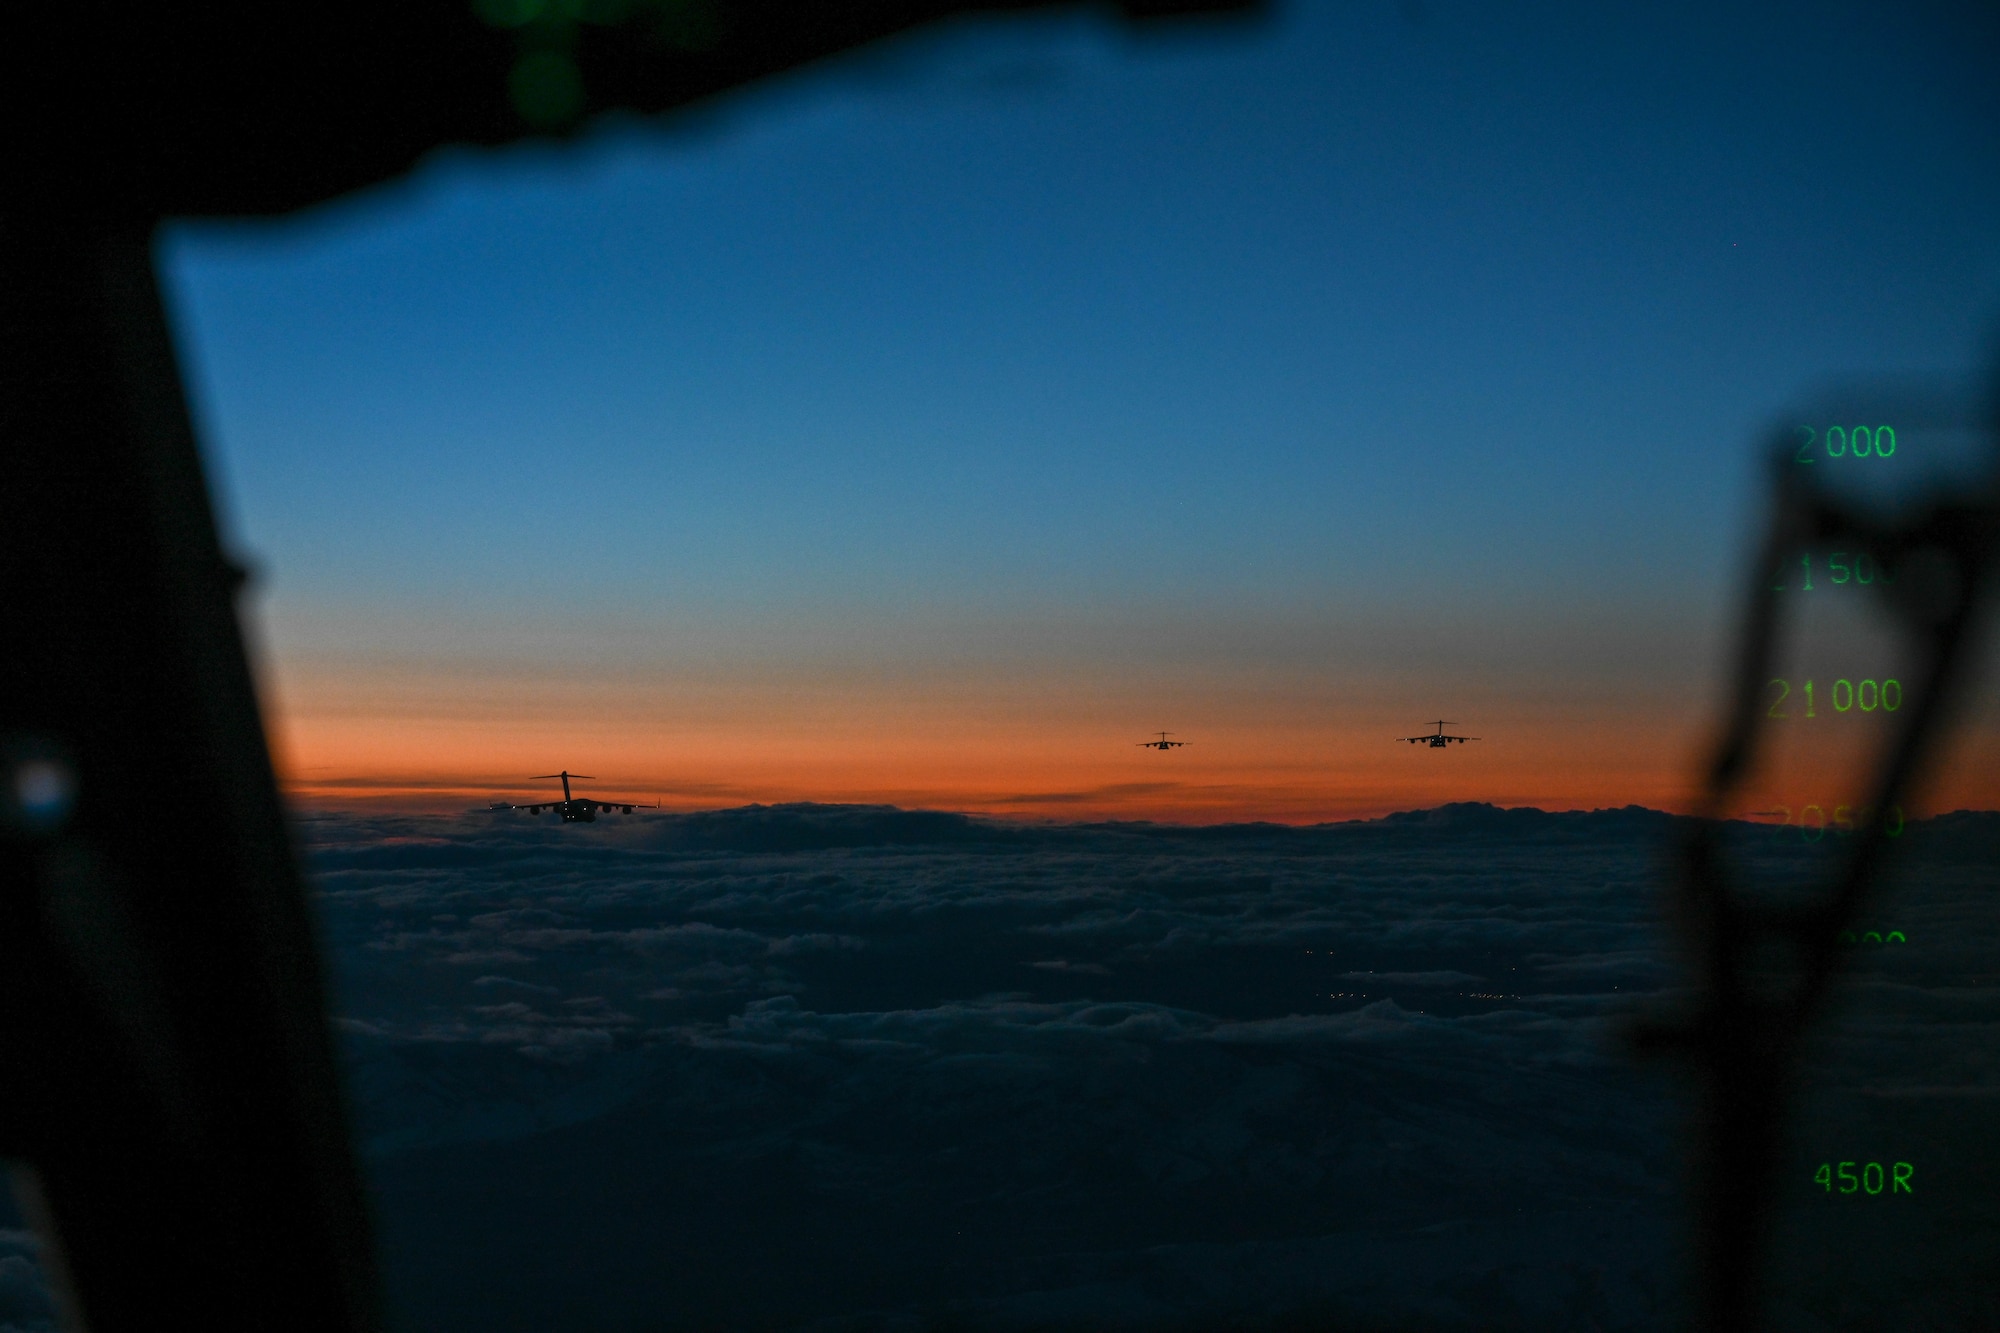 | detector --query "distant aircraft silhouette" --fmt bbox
[1400,721,1477,748]
[1137,732,1189,750]
[490,771,652,821]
